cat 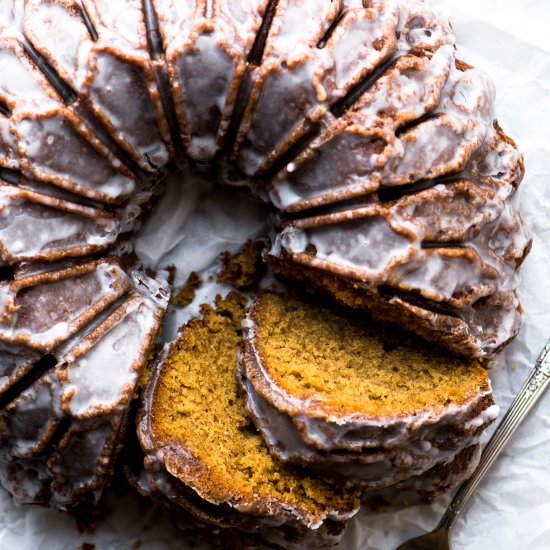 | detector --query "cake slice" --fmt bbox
[239,293,499,490]
[136,293,360,549]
